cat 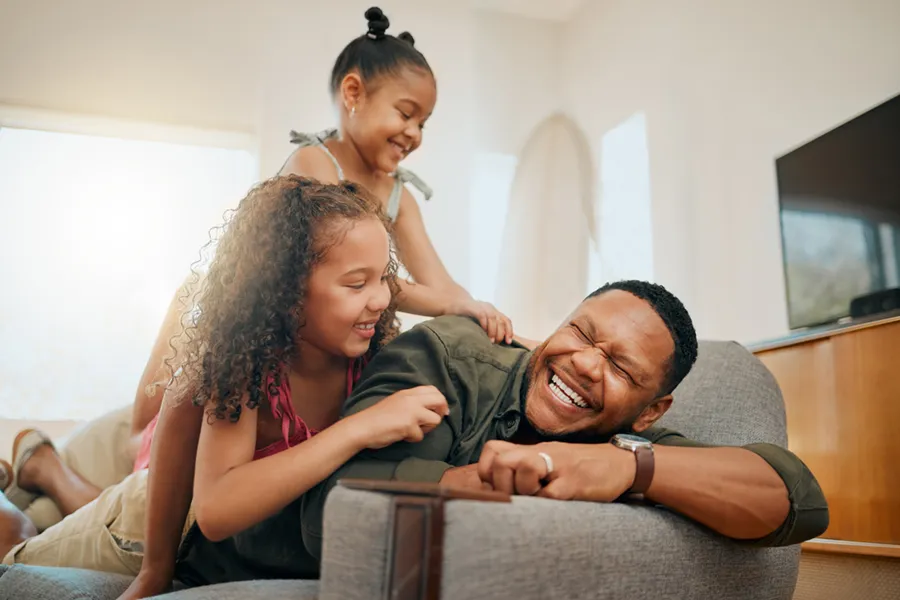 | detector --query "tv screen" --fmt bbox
[776,92,900,330]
